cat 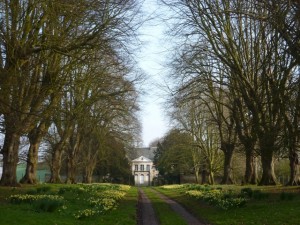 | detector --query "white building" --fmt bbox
[130,147,159,186]
[132,156,158,186]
